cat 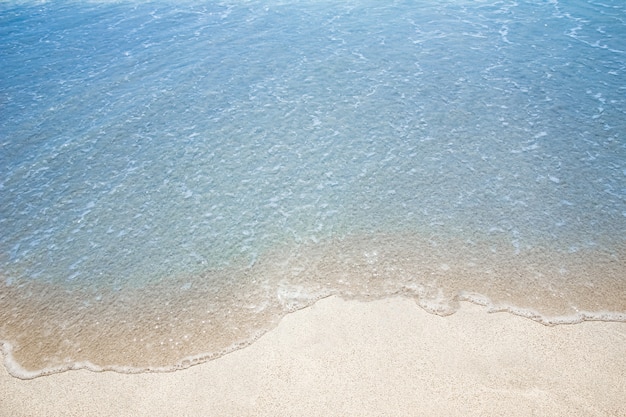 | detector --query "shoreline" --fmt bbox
[2,296,625,416]
[3,235,625,378]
